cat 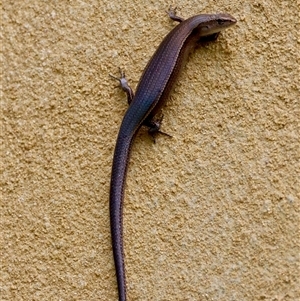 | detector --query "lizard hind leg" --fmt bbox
[110,68,134,105]
[145,114,172,143]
